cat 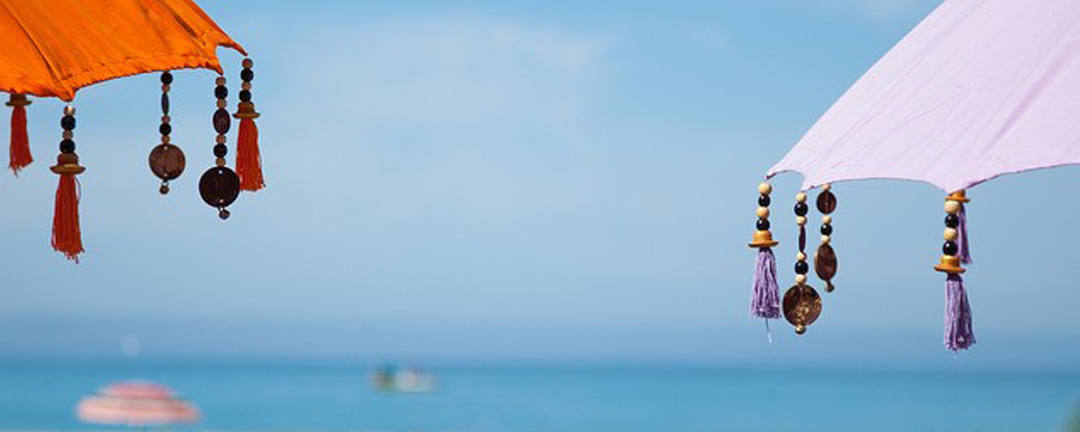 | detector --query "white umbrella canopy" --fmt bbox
[748,0,1080,350]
